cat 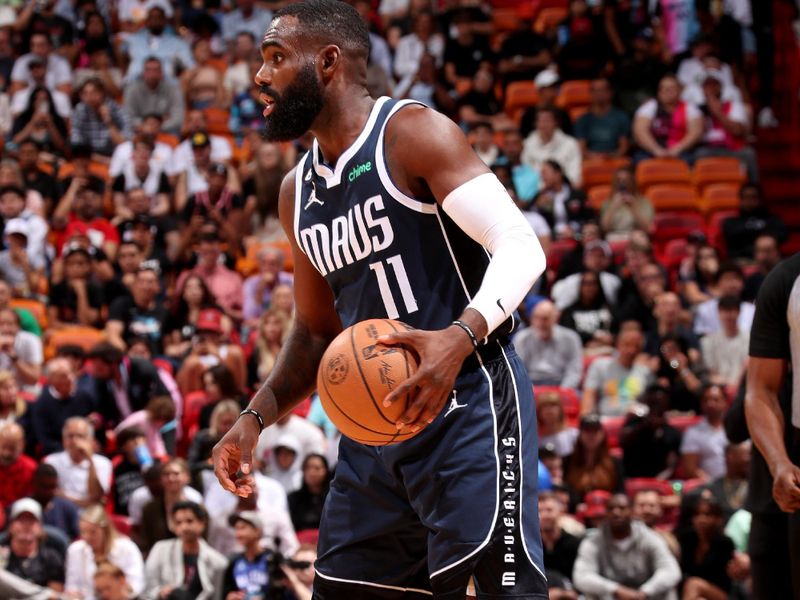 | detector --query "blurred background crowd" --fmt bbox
[0,0,797,598]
